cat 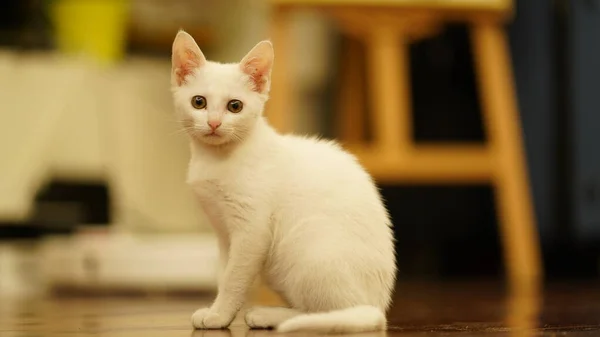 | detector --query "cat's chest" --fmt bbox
[192,179,230,204]
[186,152,270,225]
[186,168,234,238]
[188,166,232,202]
[186,159,248,211]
